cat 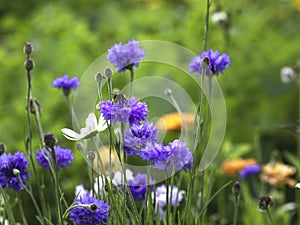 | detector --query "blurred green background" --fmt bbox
[0,0,299,223]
